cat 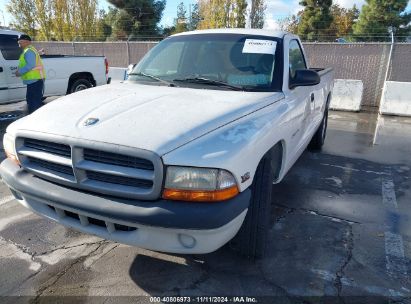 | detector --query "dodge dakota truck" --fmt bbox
[0,29,334,258]
[0,29,110,105]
